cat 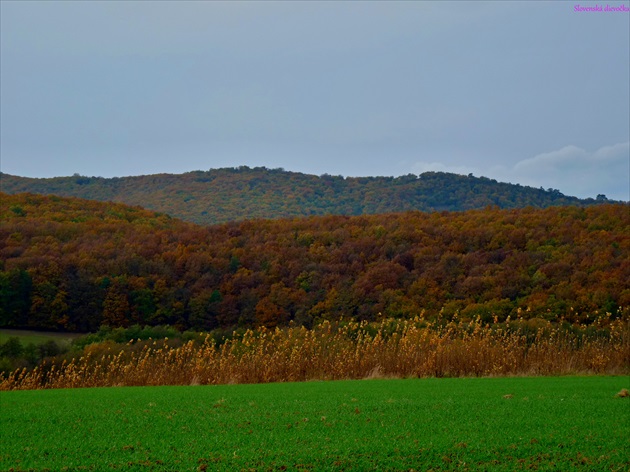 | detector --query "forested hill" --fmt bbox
[1,192,628,332]
[0,168,610,225]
